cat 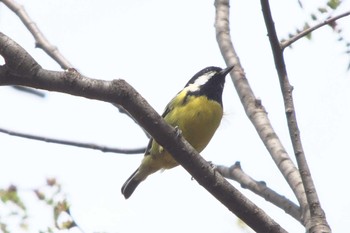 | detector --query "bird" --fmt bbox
[121,65,233,199]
